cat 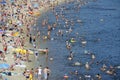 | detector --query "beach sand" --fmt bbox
[0,0,67,80]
